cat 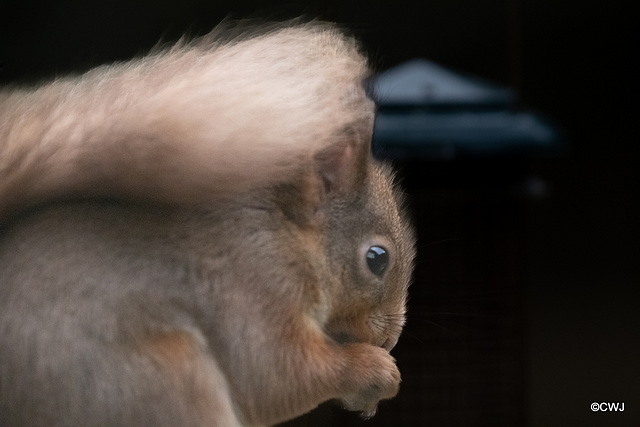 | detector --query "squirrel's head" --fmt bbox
[319,160,415,352]
[294,114,416,352]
